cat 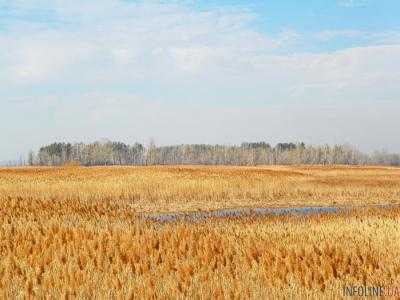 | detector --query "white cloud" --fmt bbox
[0,1,300,87]
[338,0,368,8]
[315,30,363,41]
[315,29,400,46]
[1,0,400,159]
[2,0,399,93]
